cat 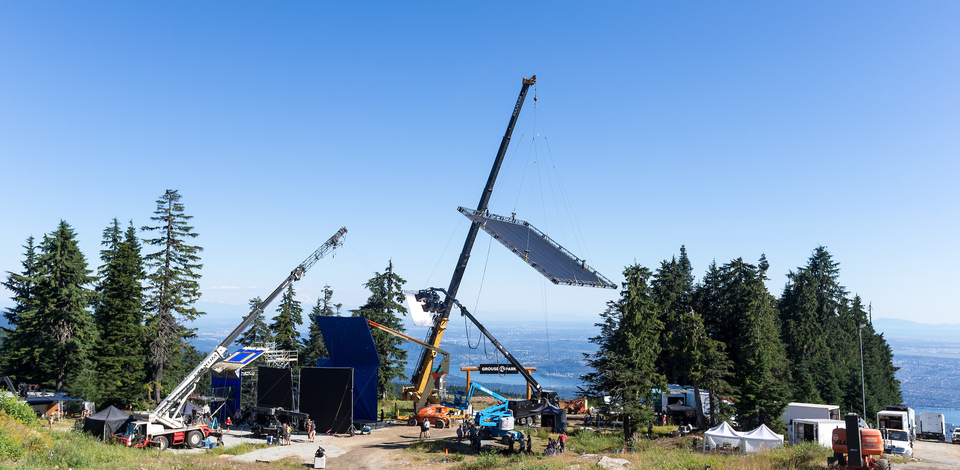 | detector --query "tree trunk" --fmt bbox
[153,366,163,404]
[693,378,705,429]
